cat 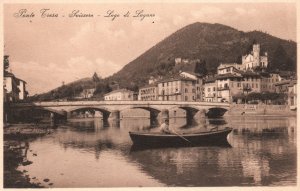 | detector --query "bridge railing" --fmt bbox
[11,100,230,108]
